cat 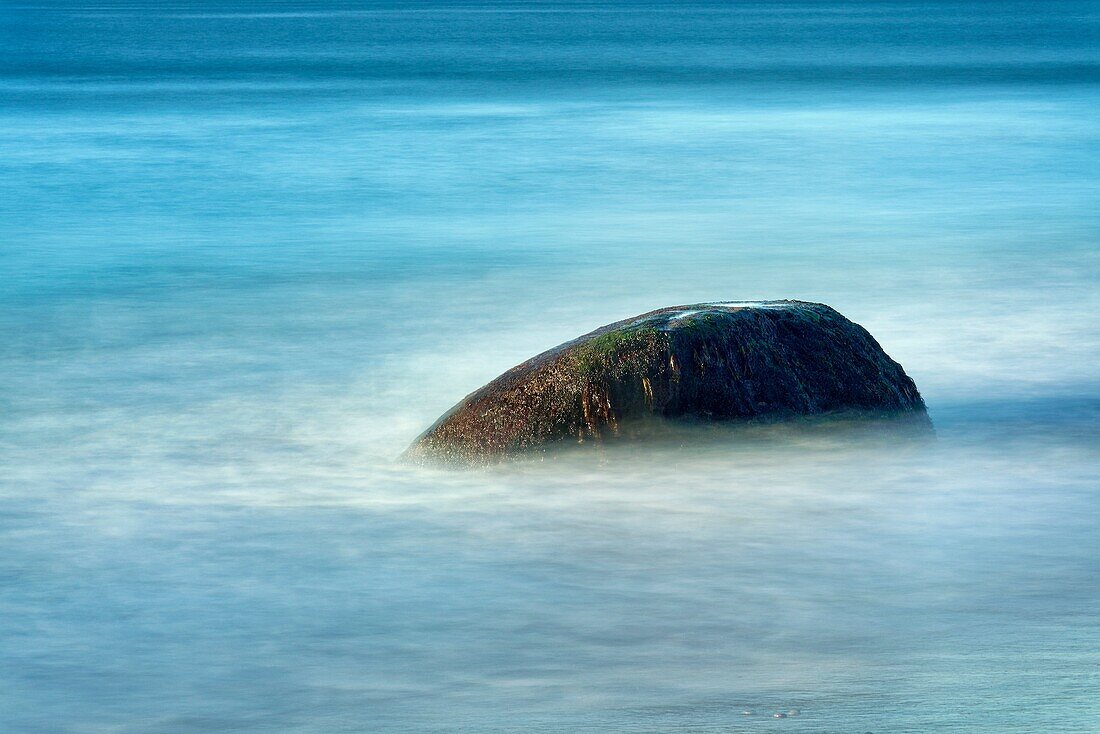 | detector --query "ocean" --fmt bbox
[2,2,1099,732]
